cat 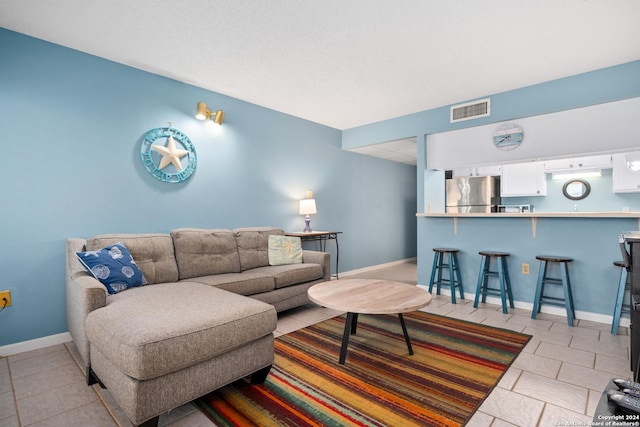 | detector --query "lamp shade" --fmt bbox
[299,199,317,215]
